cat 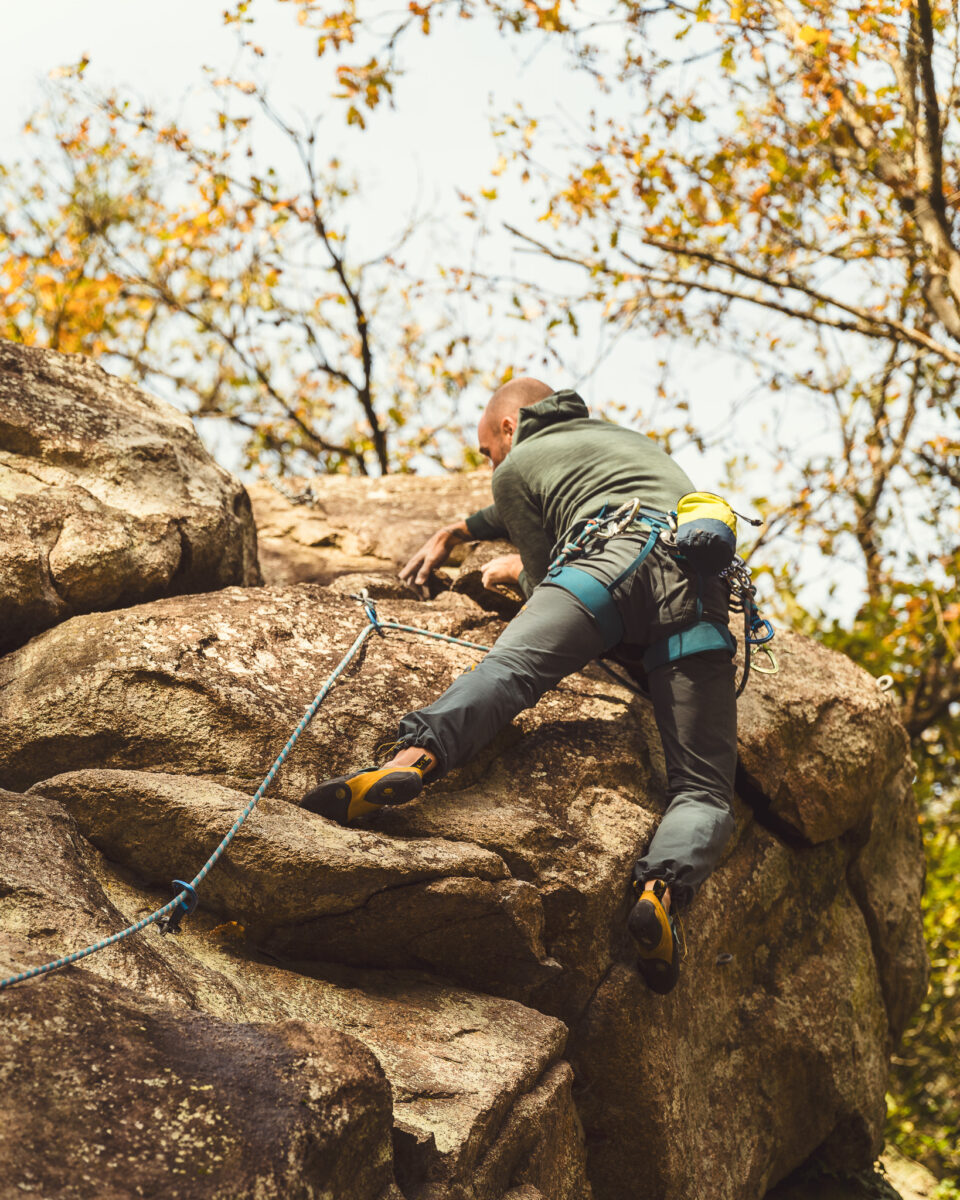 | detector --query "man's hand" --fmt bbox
[399,520,471,592]
[480,553,524,592]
